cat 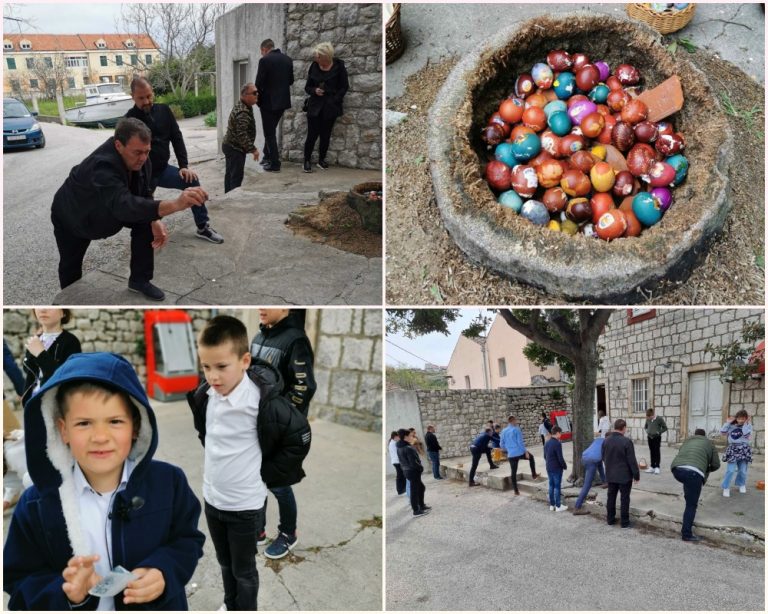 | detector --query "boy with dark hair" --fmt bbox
[188,315,311,609]
[250,309,316,559]
[544,425,568,512]
[4,352,205,610]
[644,408,668,474]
